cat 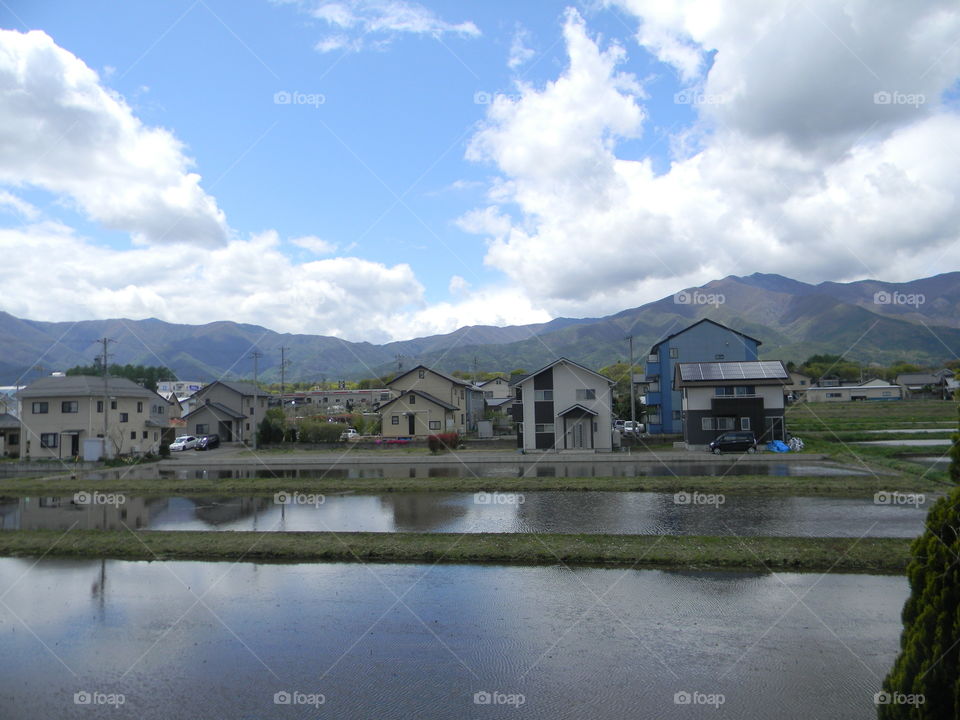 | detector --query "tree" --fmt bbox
[257,408,286,445]
[65,363,175,392]
[879,408,960,718]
